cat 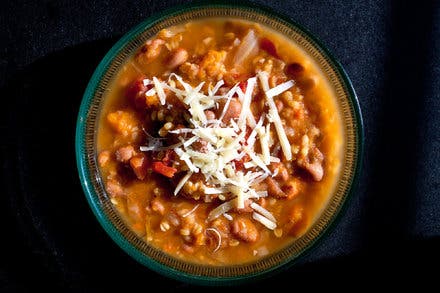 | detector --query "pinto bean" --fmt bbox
[182,244,195,253]
[217,98,242,123]
[115,145,136,163]
[166,212,181,227]
[282,180,300,200]
[298,147,324,181]
[231,217,259,242]
[192,139,208,153]
[138,39,165,63]
[166,48,188,69]
[270,162,289,182]
[105,179,125,198]
[204,110,216,121]
[126,195,145,232]
[150,197,166,215]
[304,161,323,181]
[266,177,286,198]
[217,87,230,96]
